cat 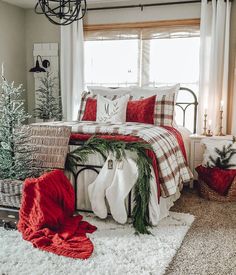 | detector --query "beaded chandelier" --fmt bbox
[35,0,87,26]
